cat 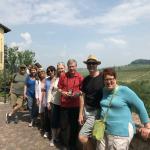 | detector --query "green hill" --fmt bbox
[130,59,150,65]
